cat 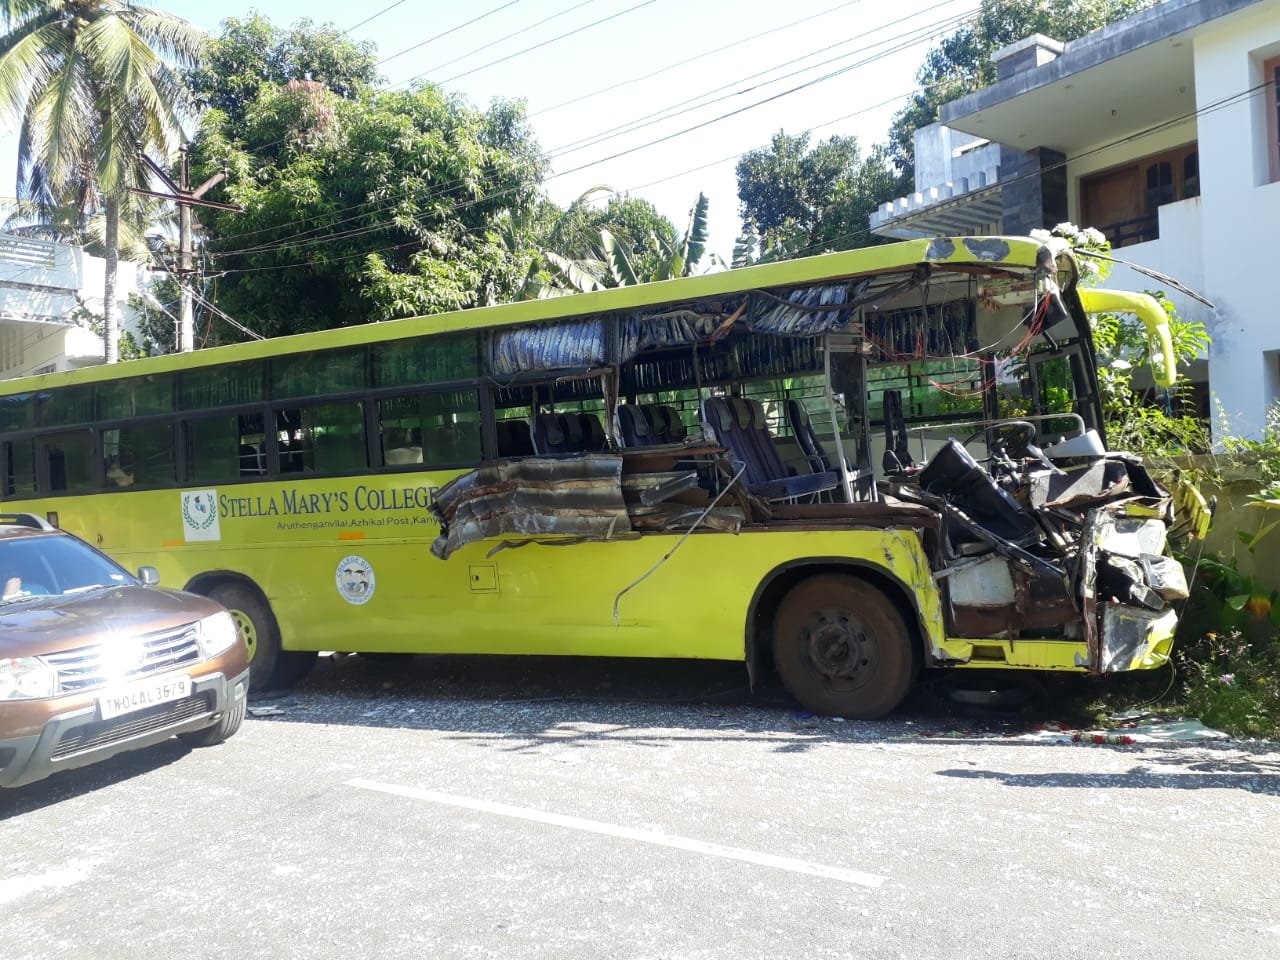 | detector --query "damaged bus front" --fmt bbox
[428,235,1209,718]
